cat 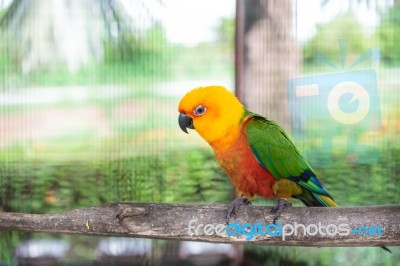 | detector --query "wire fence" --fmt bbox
[0,0,399,265]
